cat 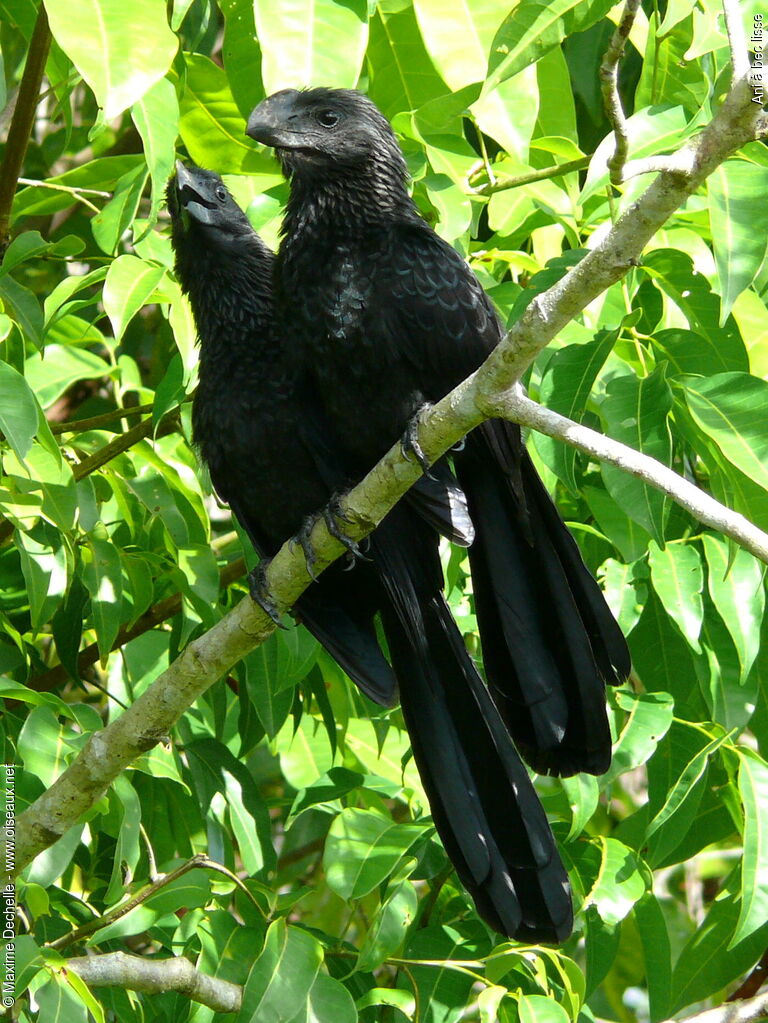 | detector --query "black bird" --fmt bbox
[246,88,631,778]
[167,162,574,942]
